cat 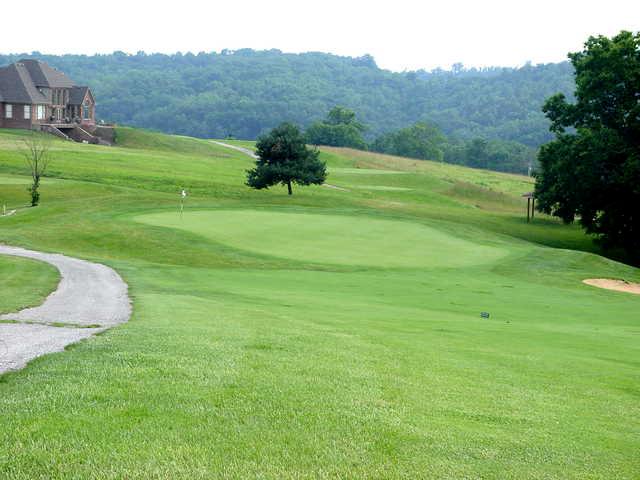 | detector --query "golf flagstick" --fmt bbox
[180,189,187,219]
